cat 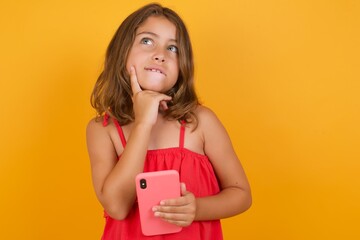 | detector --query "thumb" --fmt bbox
[181,182,187,196]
